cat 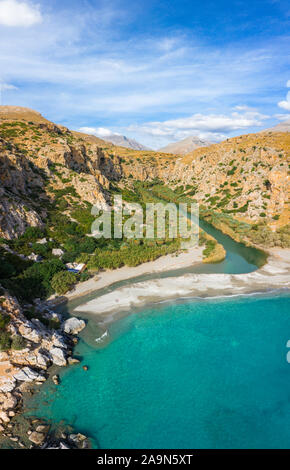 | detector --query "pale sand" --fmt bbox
[75,248,290,317]
[66,245,204,300]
